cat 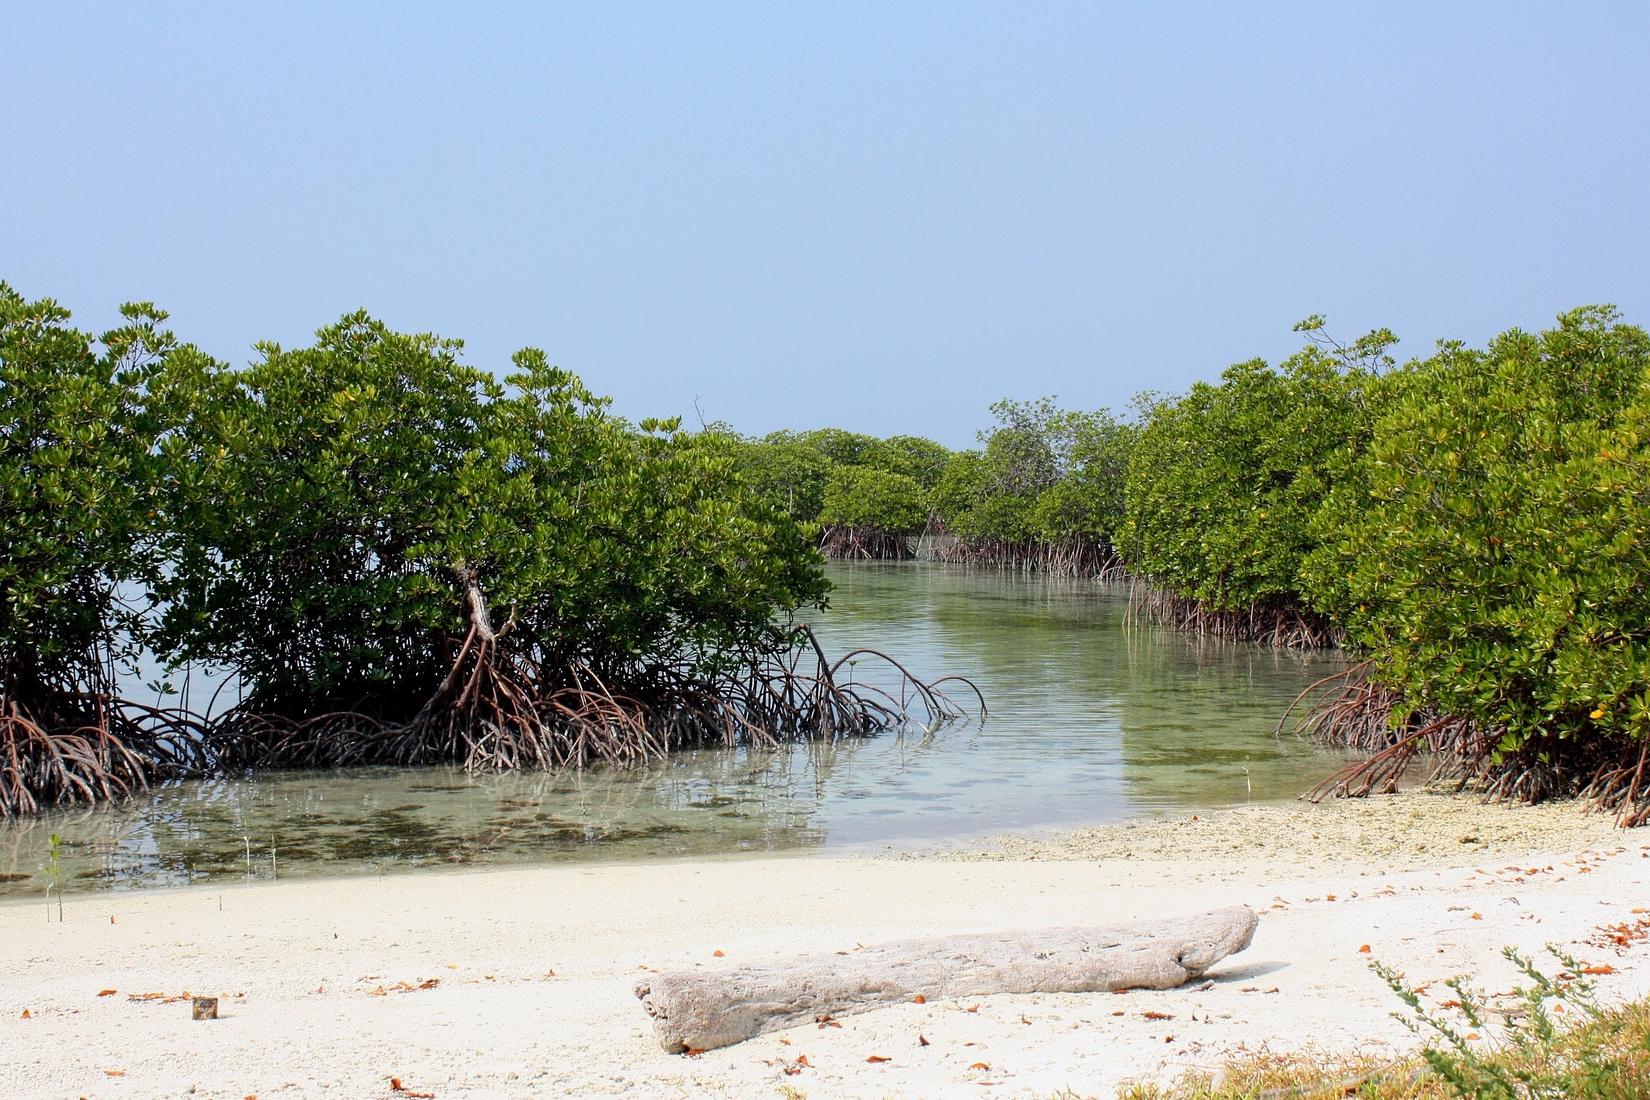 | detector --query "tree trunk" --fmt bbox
[634,904,1258,1052]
